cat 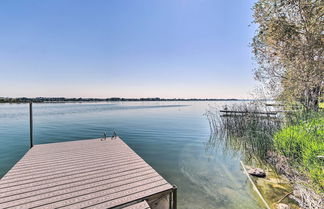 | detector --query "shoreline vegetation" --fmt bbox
[206,102,323,209]
[0,97,256,103]
[246,0,323,207]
